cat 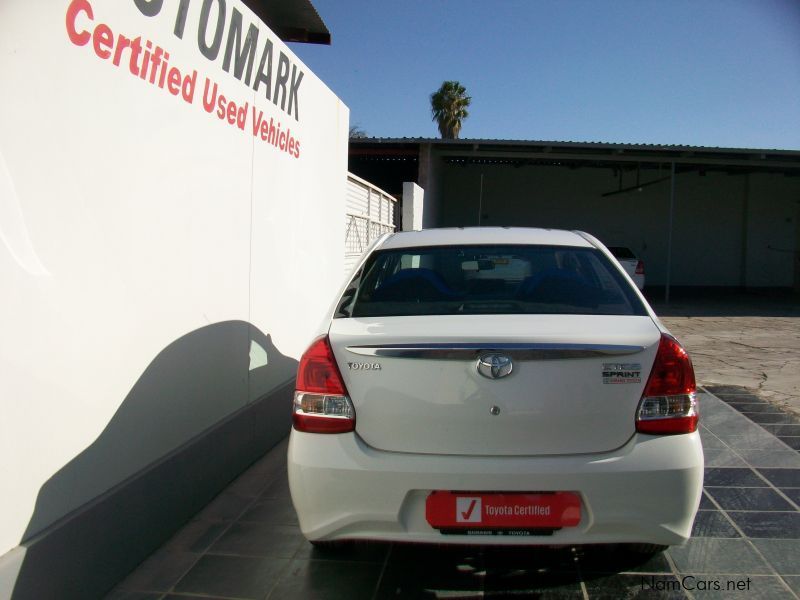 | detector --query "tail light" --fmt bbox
[635,260,645,275]
[293,335,355,433]
[636,333,698,435]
